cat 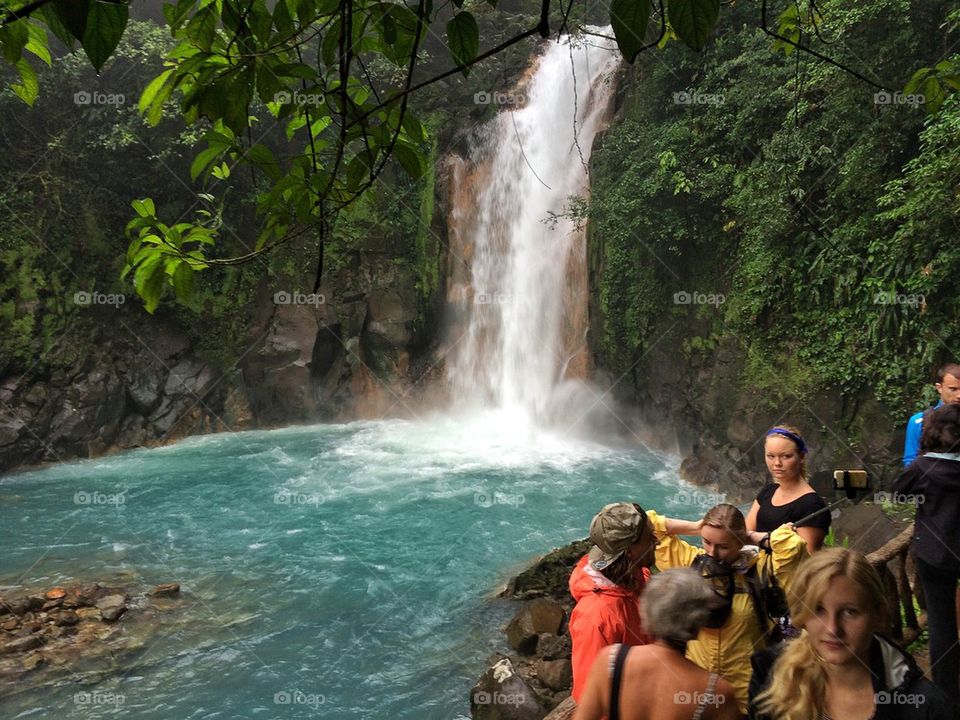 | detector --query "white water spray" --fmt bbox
[446,32,621,432]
